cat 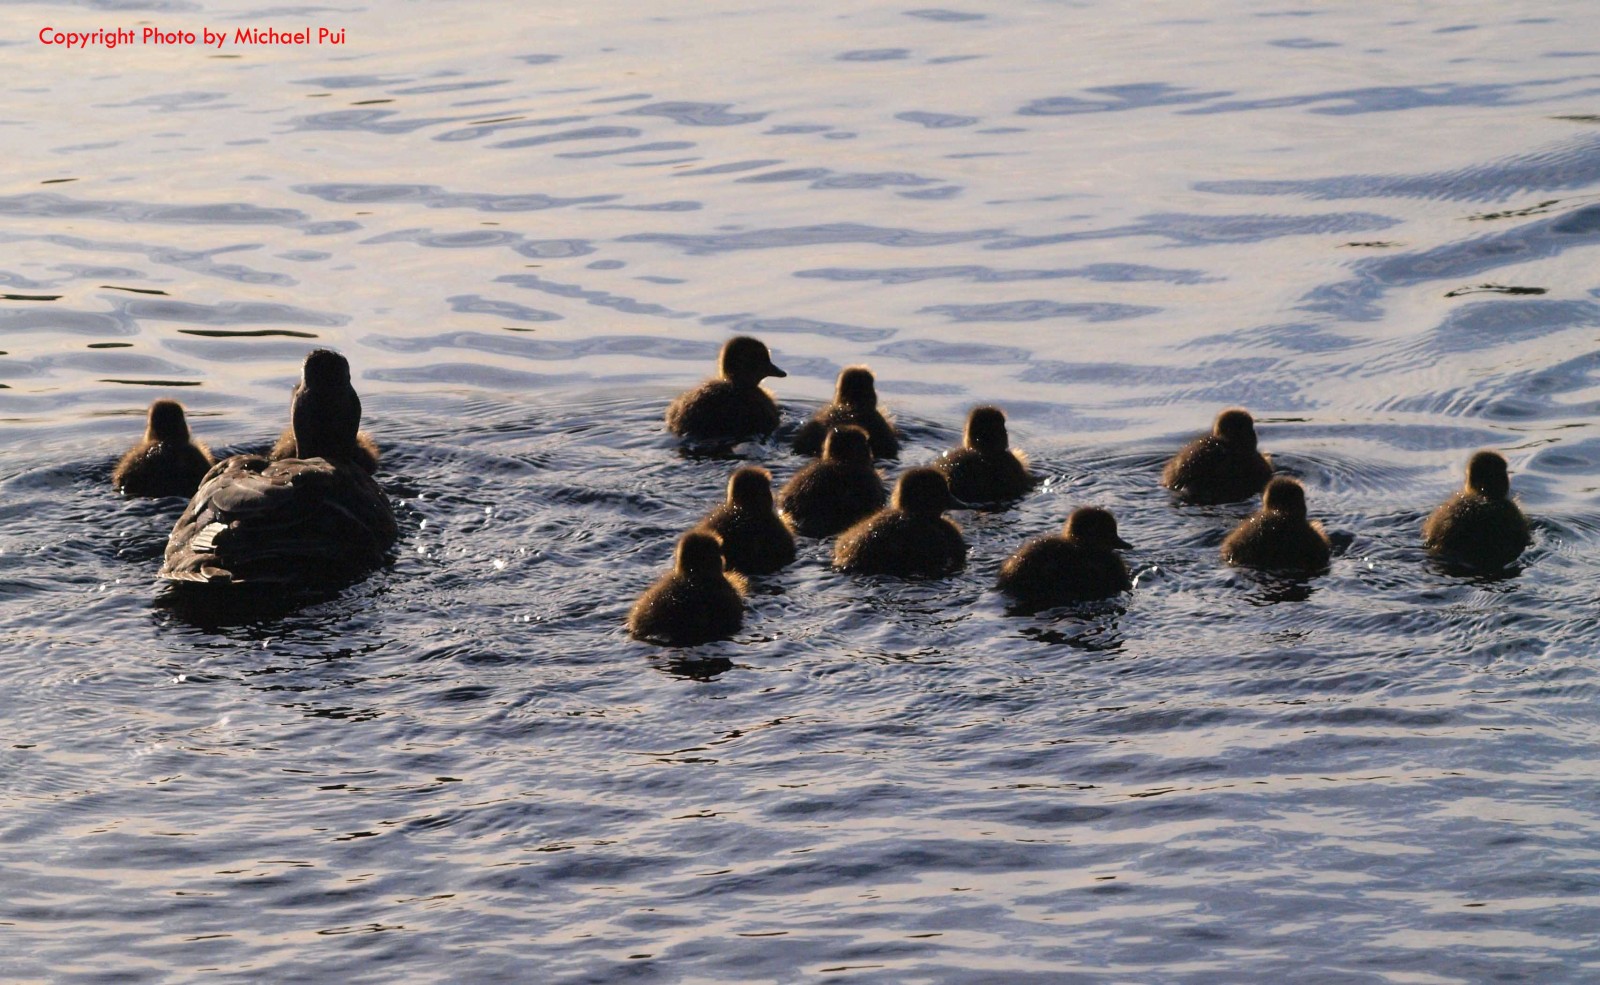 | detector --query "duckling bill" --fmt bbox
[1422,450,1529,569]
